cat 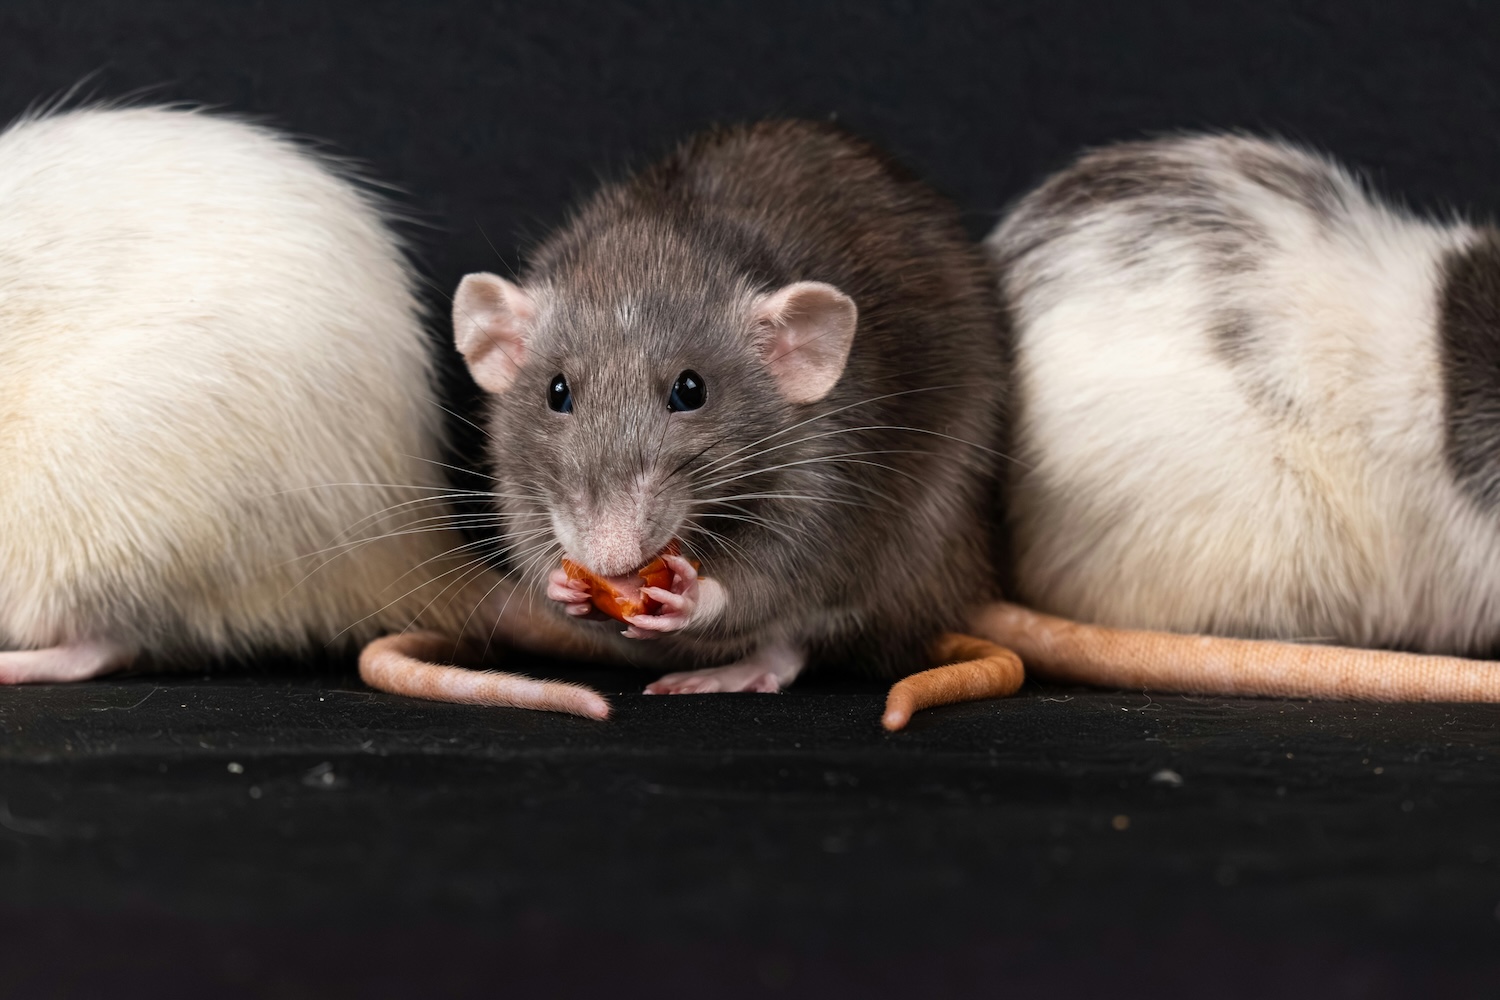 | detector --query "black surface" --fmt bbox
[6,1,1500,995]
[4,668,1500,997]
